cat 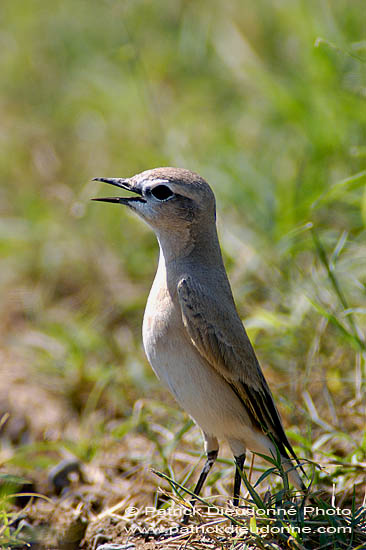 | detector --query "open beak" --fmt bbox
[92,177,145,204]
